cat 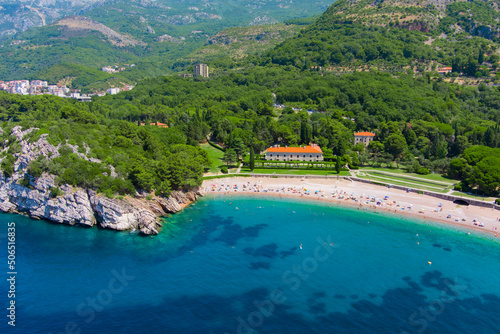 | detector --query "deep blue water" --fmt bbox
[1,196,500,334]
